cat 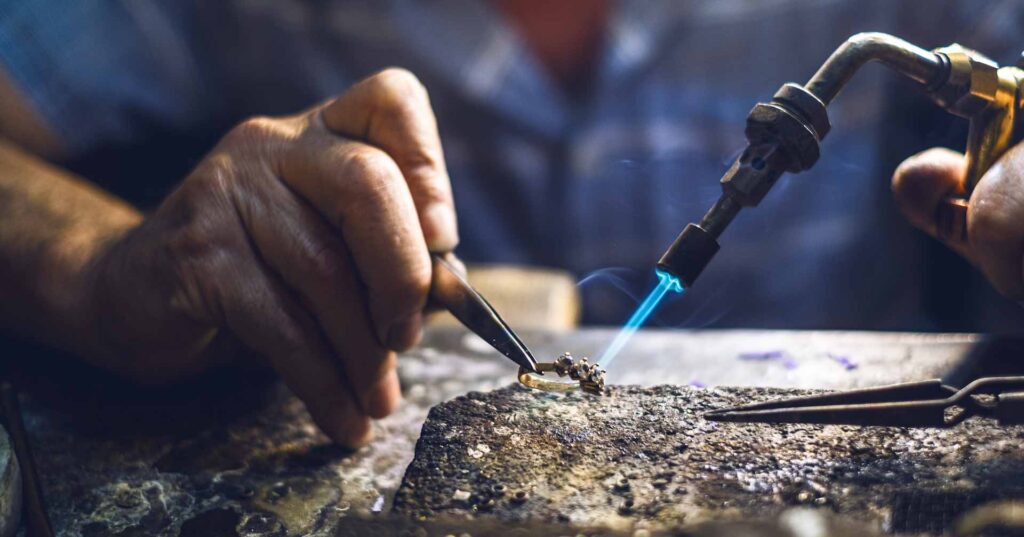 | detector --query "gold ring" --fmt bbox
[518,363,579,392]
